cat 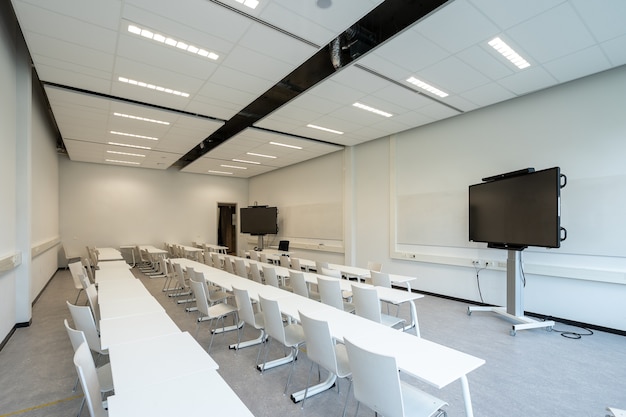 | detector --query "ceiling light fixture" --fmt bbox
[127,24,219,60]
[118,76,190,98]
[306,124,344,135]
[234,0,259,10]
[113,112,170,125]
[352,102,393,118]
[232,158,261,165]
[110,131,158,141]
[107,142,152,150]
[221,164,247,169]
[269,141,302,150]
[105,159,141,165]
[488,37,530,69]
[208,170,233,175]
[246,152,276,159]
[107,150,146,157]
[406,77,449,98]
